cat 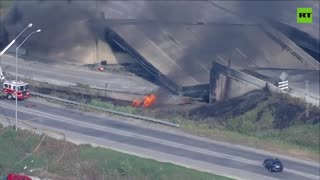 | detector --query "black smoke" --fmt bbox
[2,0,105,64]
[0,23,9,50]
